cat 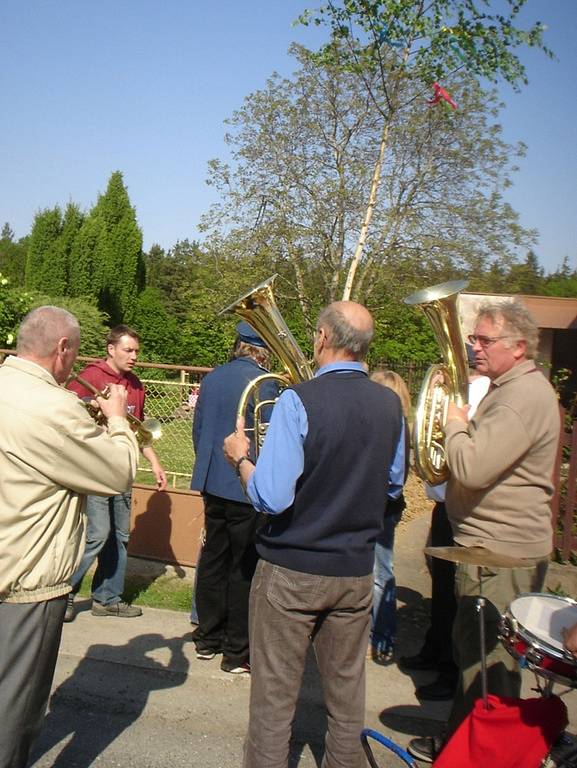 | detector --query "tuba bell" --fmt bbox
[220,274,314,453]
[404,280,469,485]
